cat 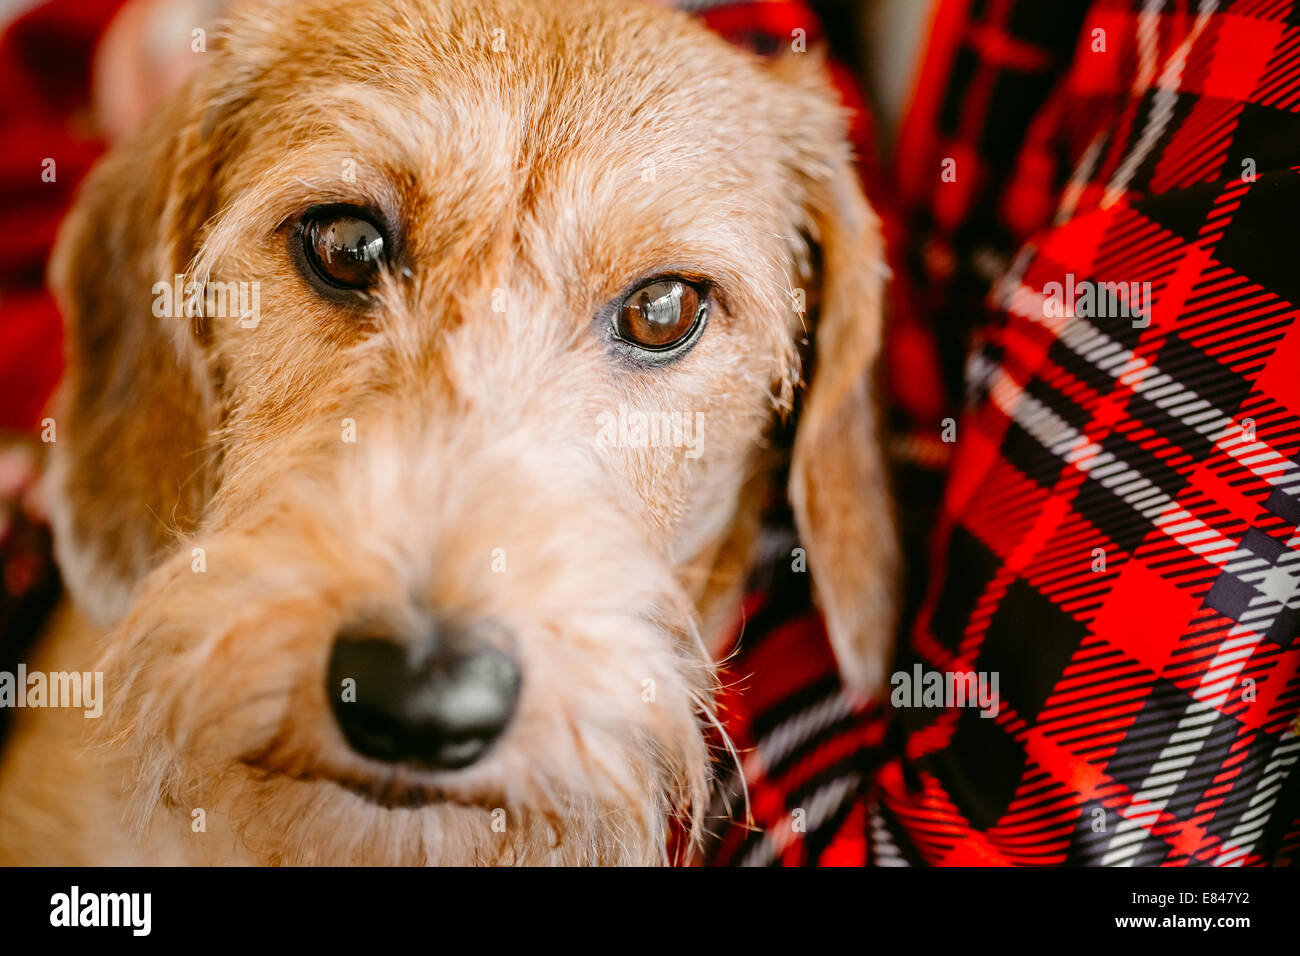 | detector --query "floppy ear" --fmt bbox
[45,78,223,627]
[780,61,900,699]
